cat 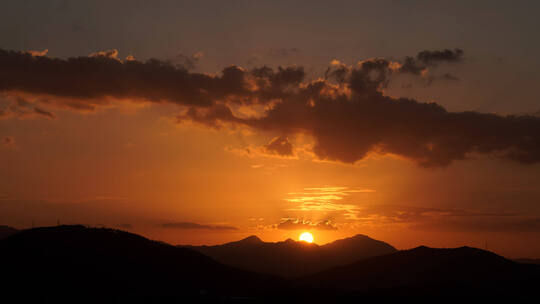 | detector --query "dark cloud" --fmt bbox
[277,218,337,231]
[417,48,464,65]
[180,59,540,167]
[33,107,56,119]
[160,222,238,231]
[174,51,204,70]
[0,96,55,120]
[0,48,254,108]
[264,135,294,156]
[398,48,464,76]
[398,56,426,75]
[4,47,540,167]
